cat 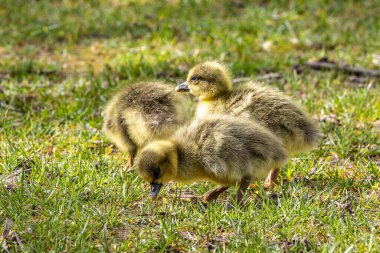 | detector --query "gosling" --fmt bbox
[137,114,288,205]
[176,62,322,187]
[103,81,189,167]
